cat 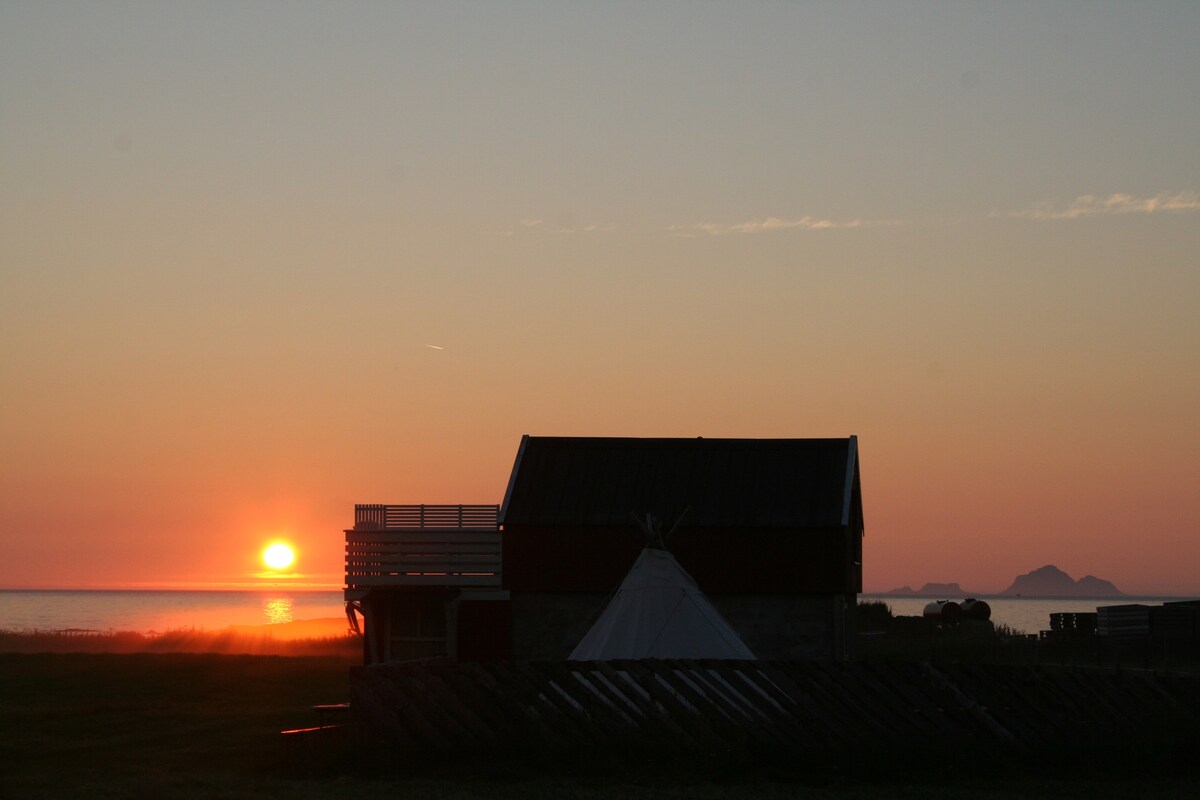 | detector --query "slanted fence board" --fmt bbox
[594,661,690,755]
[513,662,610,755]
[369,668,452,753]
[526,661,621,751]
[409,664,499,750]
[805,661,894,746]
[458,662,546,750]
[618,660,717,752]
[439,666,524,747]
[754,662,856,752]
[476,661,572,755]
[351,660,1200,770]
[857,660,953,743]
